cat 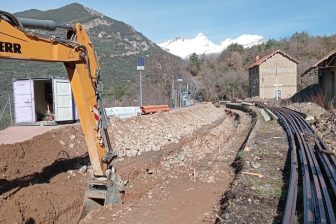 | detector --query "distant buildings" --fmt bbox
[302,49,336,104]
[248,50,298,99]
